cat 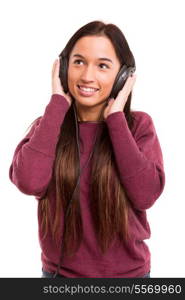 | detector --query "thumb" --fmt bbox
[107,98,115,105]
